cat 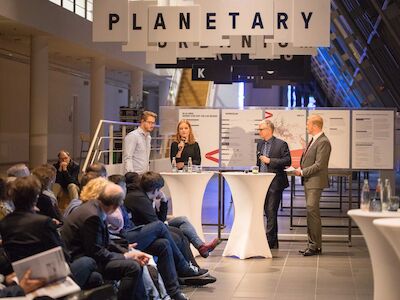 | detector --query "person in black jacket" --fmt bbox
[53,150,80,200]
[257,120,292,249]
[0,176,102,290]
[61,182,150,300]
[32,164,63,224]
[125,172,219,257]
[170,120,201,170]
